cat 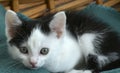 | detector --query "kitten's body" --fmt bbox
[5,10,120,73]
